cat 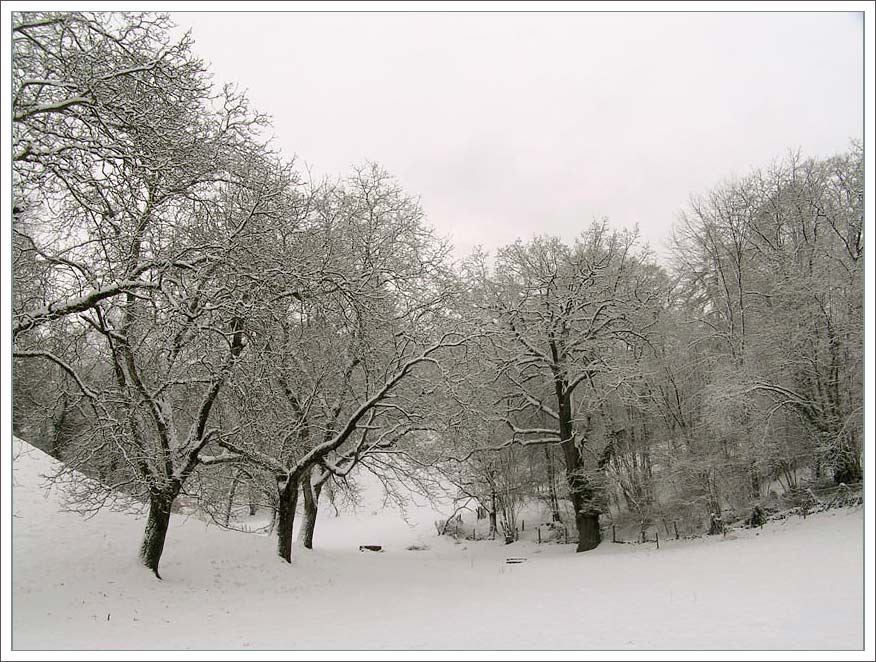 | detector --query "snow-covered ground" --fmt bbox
[11,439,864,651]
